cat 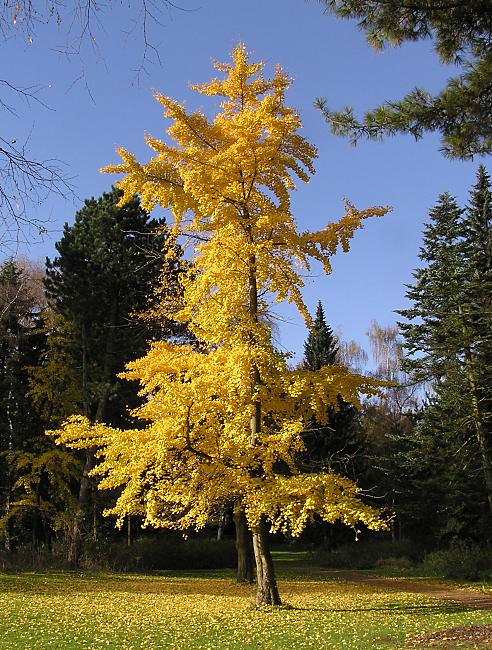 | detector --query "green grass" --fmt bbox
[1,569,491,649]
